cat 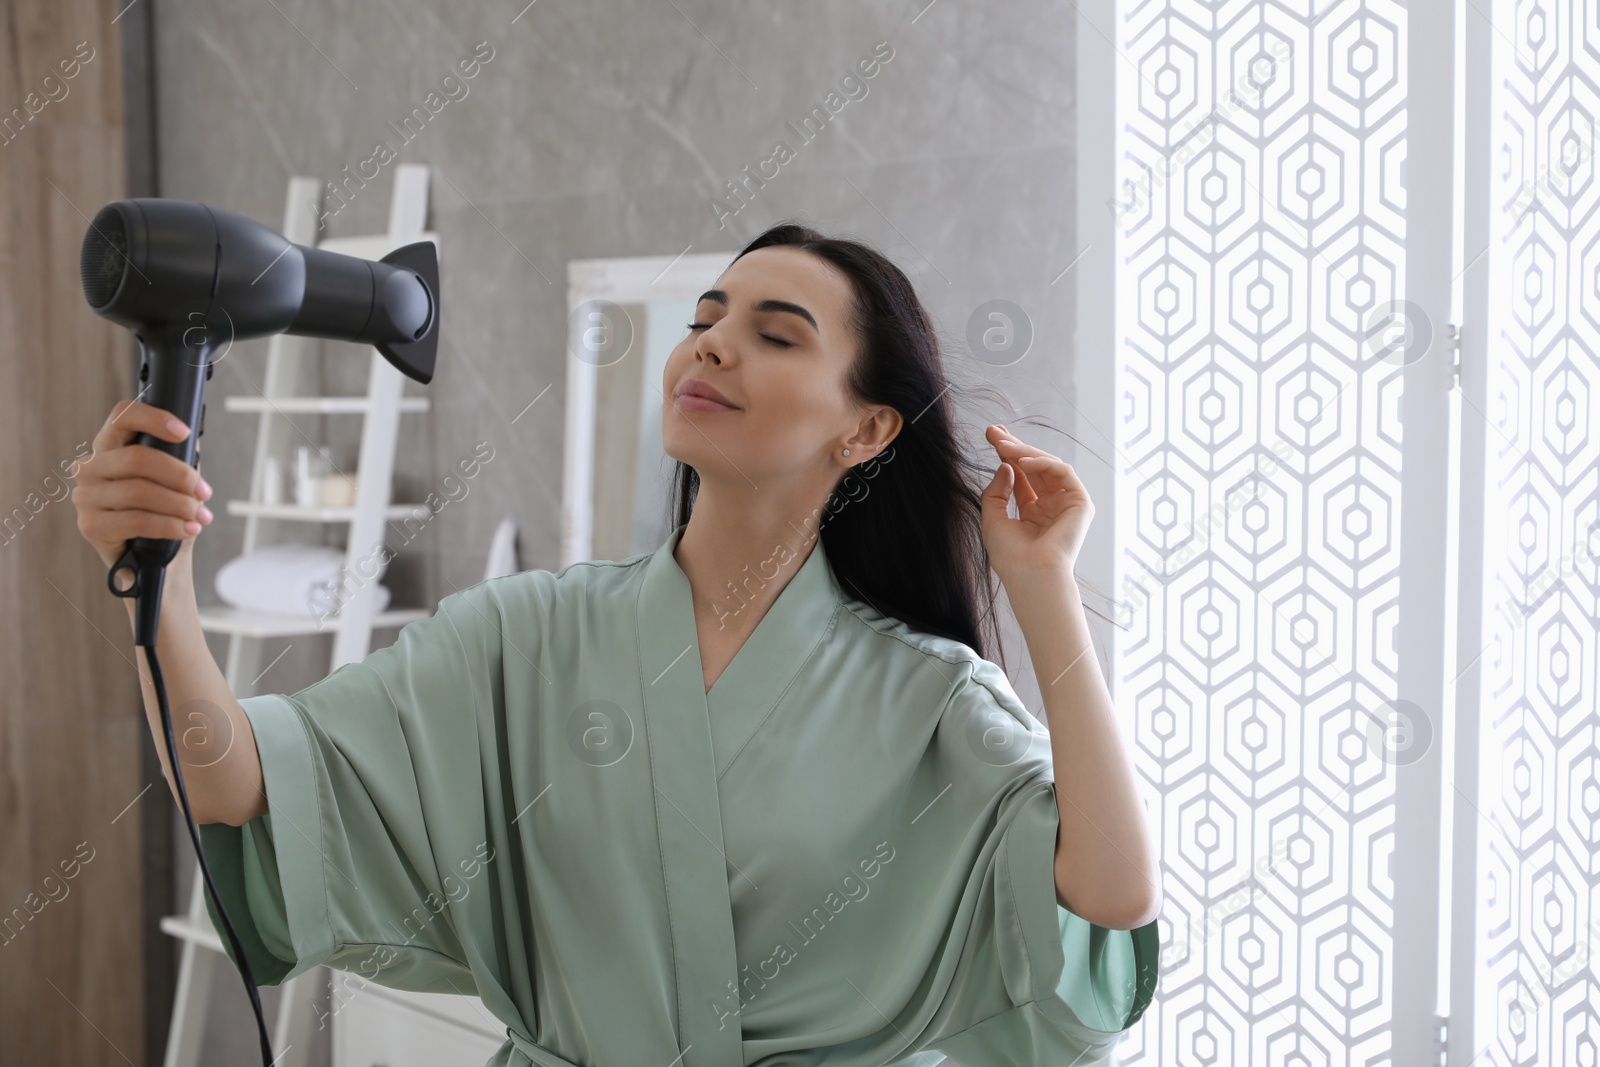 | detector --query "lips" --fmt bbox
[675,379,739,410]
